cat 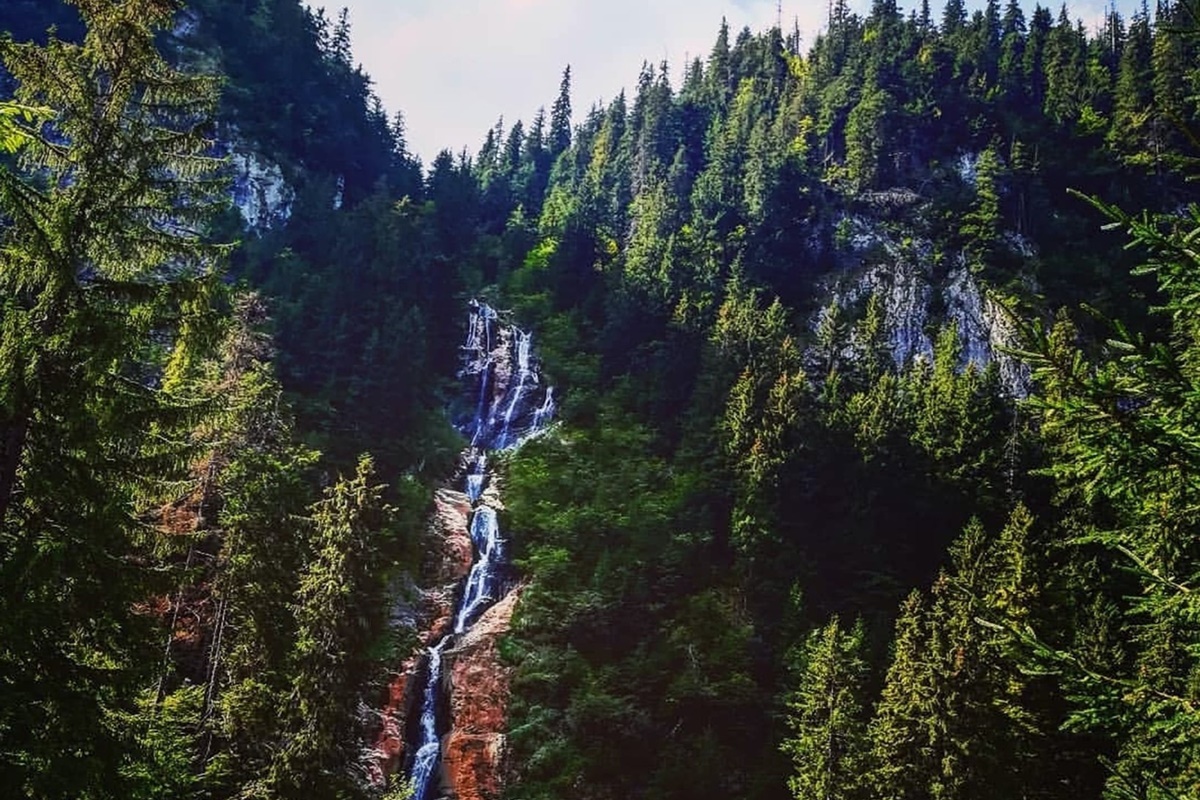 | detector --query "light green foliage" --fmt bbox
[1019,194,1200,797]
[782,618,870,800]
[868,506,1044,800]
[844,83,891,190]
[960,144,1005,273]
[268,455,393,797]
[0,101,48,153]
[0,1,226,793]
[119,686,207,800]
